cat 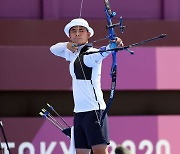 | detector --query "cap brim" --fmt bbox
[64,22,94,38]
